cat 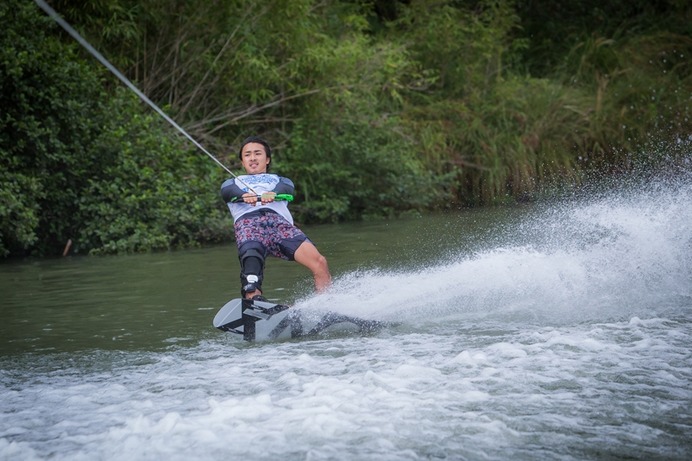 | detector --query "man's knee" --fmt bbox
[314,254,329,273]
[310,253,330,283]
[238,242,266,268]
